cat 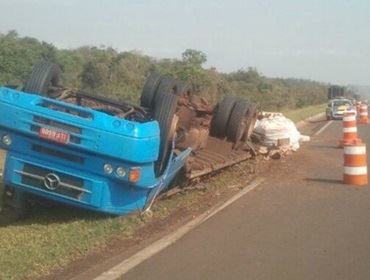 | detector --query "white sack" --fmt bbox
[254,115,306,150]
